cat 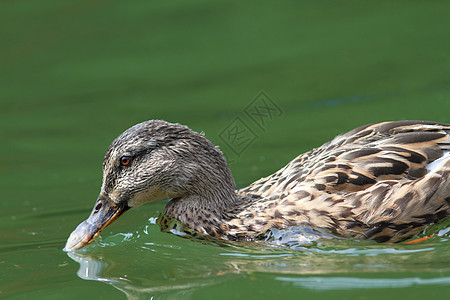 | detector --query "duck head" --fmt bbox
[64,120,235,251]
